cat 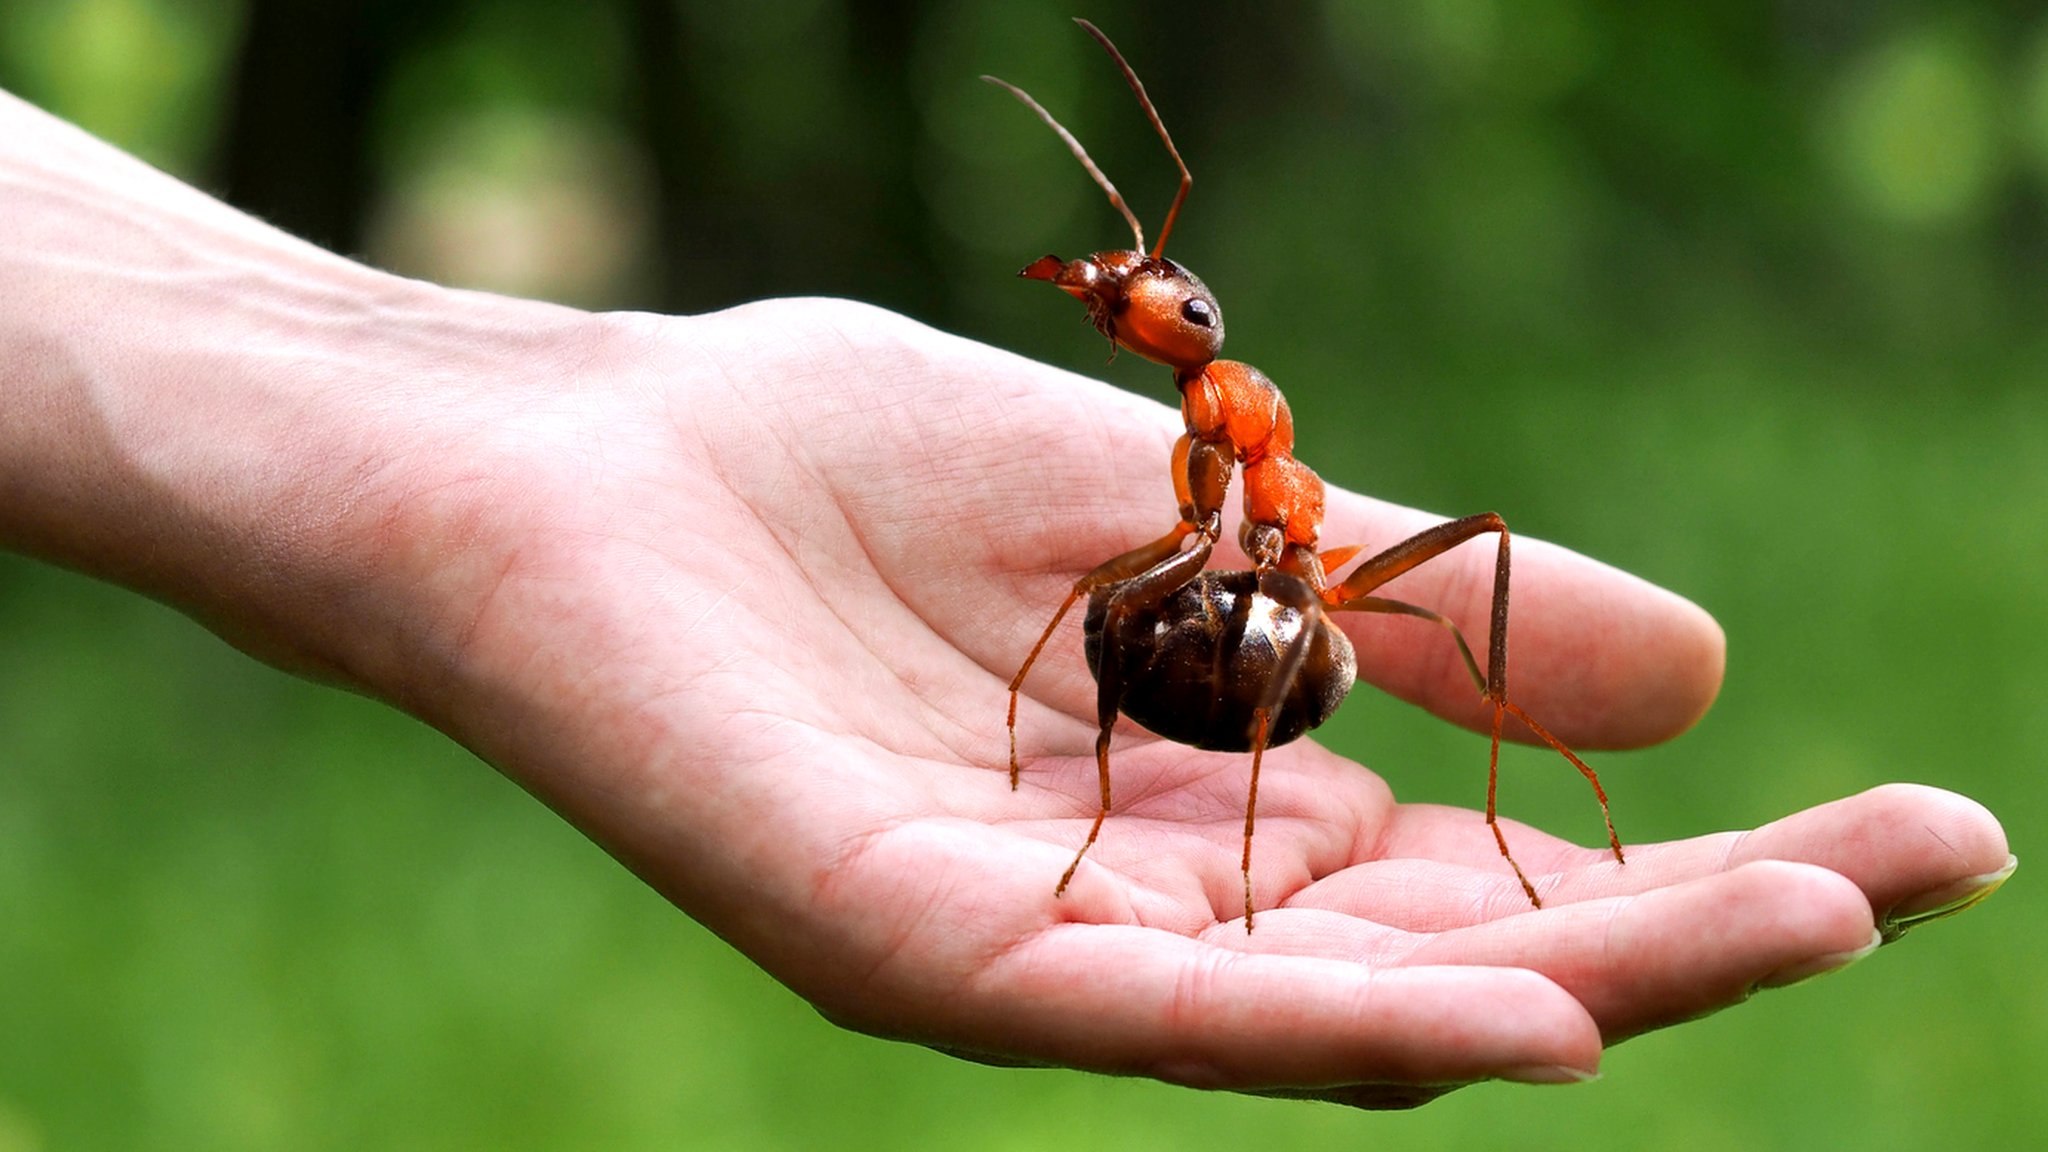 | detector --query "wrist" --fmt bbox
[173,280,609,713]
[0,92,610,709]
